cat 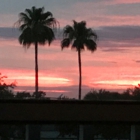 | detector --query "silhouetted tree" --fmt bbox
[83,89,99,100]
[61,20,97,99]
[84,89,121,101]
[32,90,46,99]
[0,73,15,99]
[121,85,140,100]
[121,88,131,100]
[129,85,140,100]
[15,91,31,99]
[16,6,58,93]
